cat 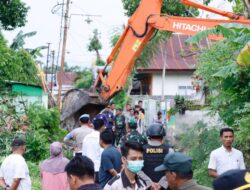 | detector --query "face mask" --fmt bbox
[127,160,144,174]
